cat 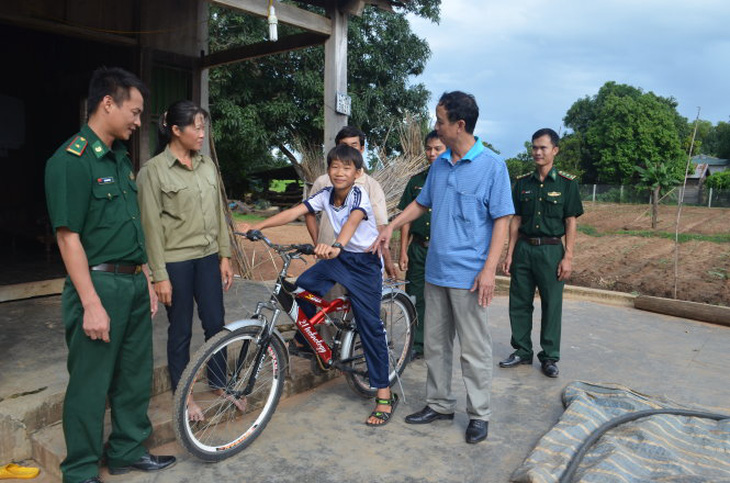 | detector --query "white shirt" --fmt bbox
[304,185,379,253]
[309,172,388,245]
